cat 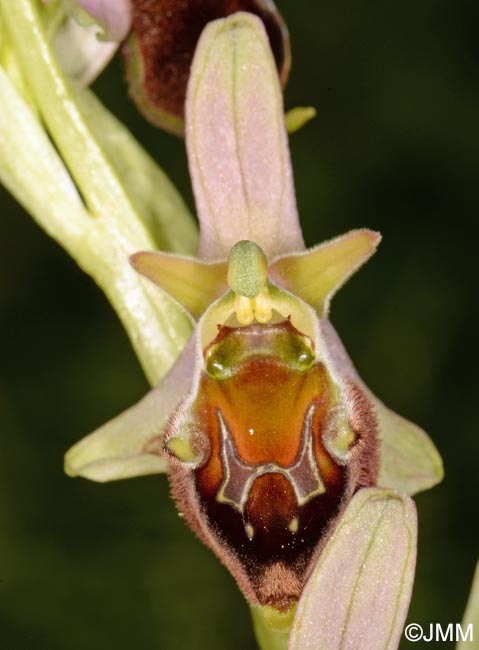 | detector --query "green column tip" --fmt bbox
[227,240,268,298]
